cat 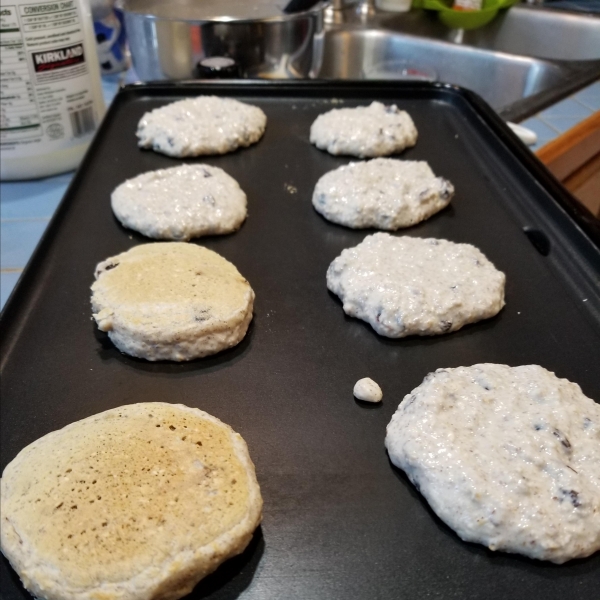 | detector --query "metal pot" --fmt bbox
[119,0,328,81]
